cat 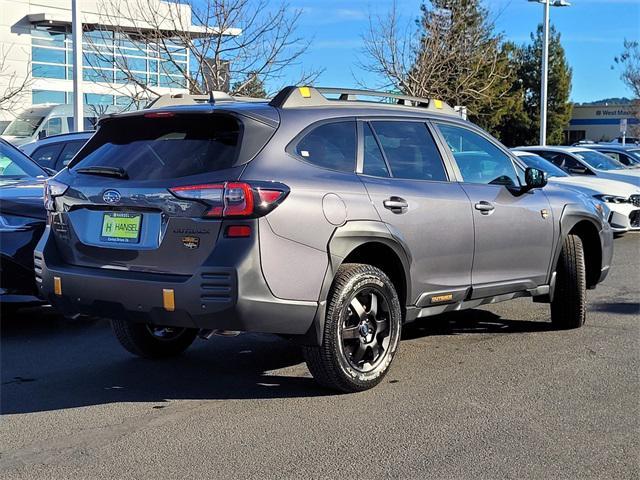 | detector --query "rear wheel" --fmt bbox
[111,319,198,358]
[551,234,587,329]
[303,263,402,392]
